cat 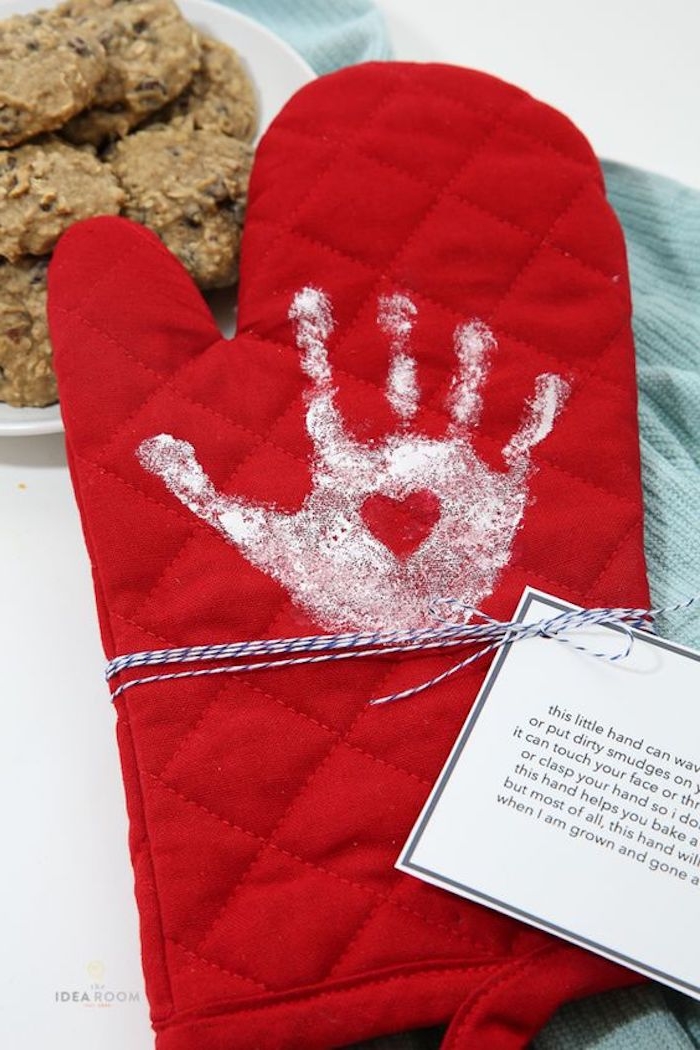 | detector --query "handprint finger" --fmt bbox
[448,318,496,427]
[502,373,570,467]
[138,434,225,525]
[289,285,334,387]
[138,433,268,544]
[377,293,419,422]
[288,285,358,467]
